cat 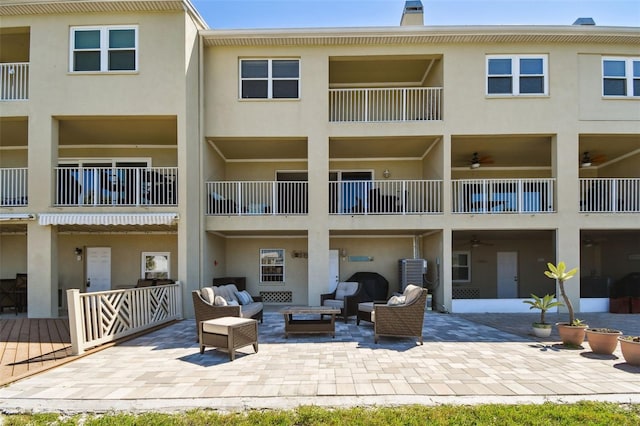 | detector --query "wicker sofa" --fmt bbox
[192,283,263,338]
